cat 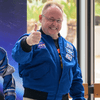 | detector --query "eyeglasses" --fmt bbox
[42,15,63,23]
